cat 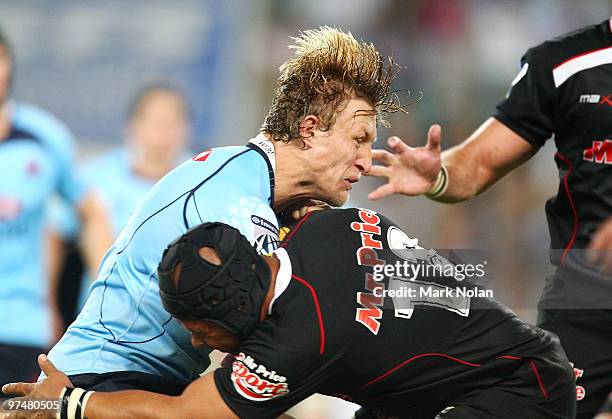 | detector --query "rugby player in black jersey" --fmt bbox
[4,208,575,418]
[368,18,612,418]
